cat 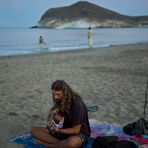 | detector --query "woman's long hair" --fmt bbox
[47,80,79,121]
[51,80,73,113]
